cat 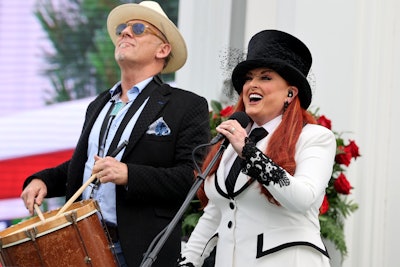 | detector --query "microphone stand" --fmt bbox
[140,143,227,267]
